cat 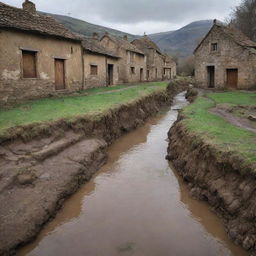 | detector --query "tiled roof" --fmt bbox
[103,34,144,55]
[132,36,162,54]
[81,37,120,58]
[0,2,80,41]
[219,24,256,48]
[194,21,256,53]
